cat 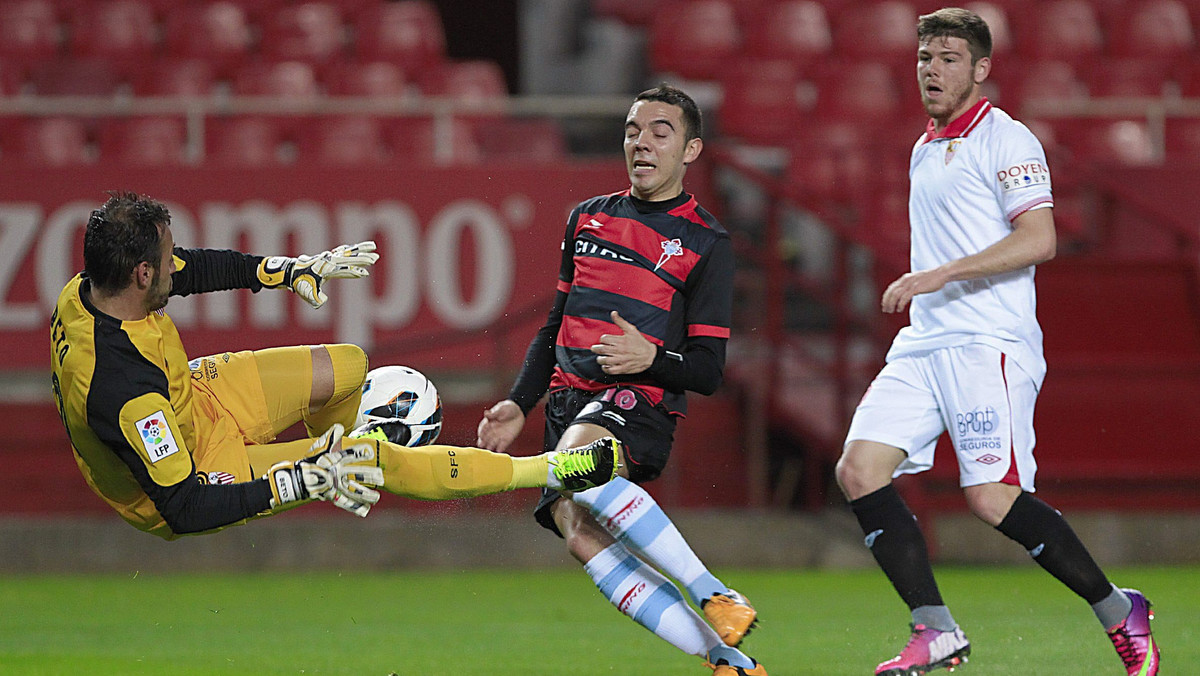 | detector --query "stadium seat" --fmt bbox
[743,0,833,66]
[1107,0,1193,60]
[232,61,322,98]
[354,0,446,70]
[1060,118,1158,166]
[0,0,61,66]
[649,0,742,80]
[325,61,408,97]
[27,58,121,96]
[99,116,189,165]
[785,122,876,202]
[418,60,508,104]
[0,60,23,97]
[963,1,1013,55]
[389,116,481,164]
[14,117,93,165]
[473,117,568,162]
[260,2,346,65]
[297,115,390,165]
[999,59,1089,114]
[718,59,810,146]
[1085,58,1172,98]
[206,116,286,166]
[1165,118,1200,164]
[68,0,157,65]
[832,0,917,63]
[131,59,219,97]
[813,61,904,123]
[1017,0,1103,63]
[164,2,253,75]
